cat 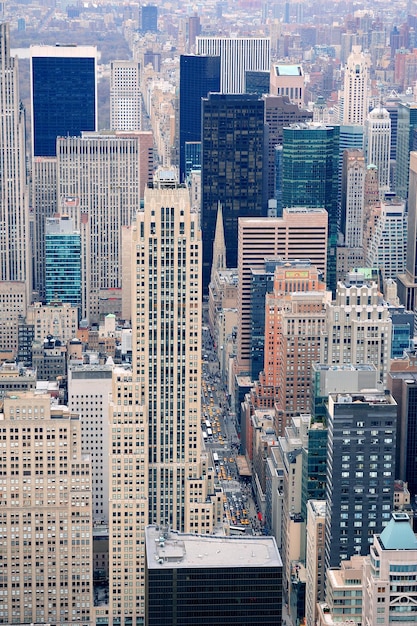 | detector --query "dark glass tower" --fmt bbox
[282,123,339,292]
[140,4,158,32]
[179,54,220,181]
[30,45,97,157]
[201,93,266,292]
